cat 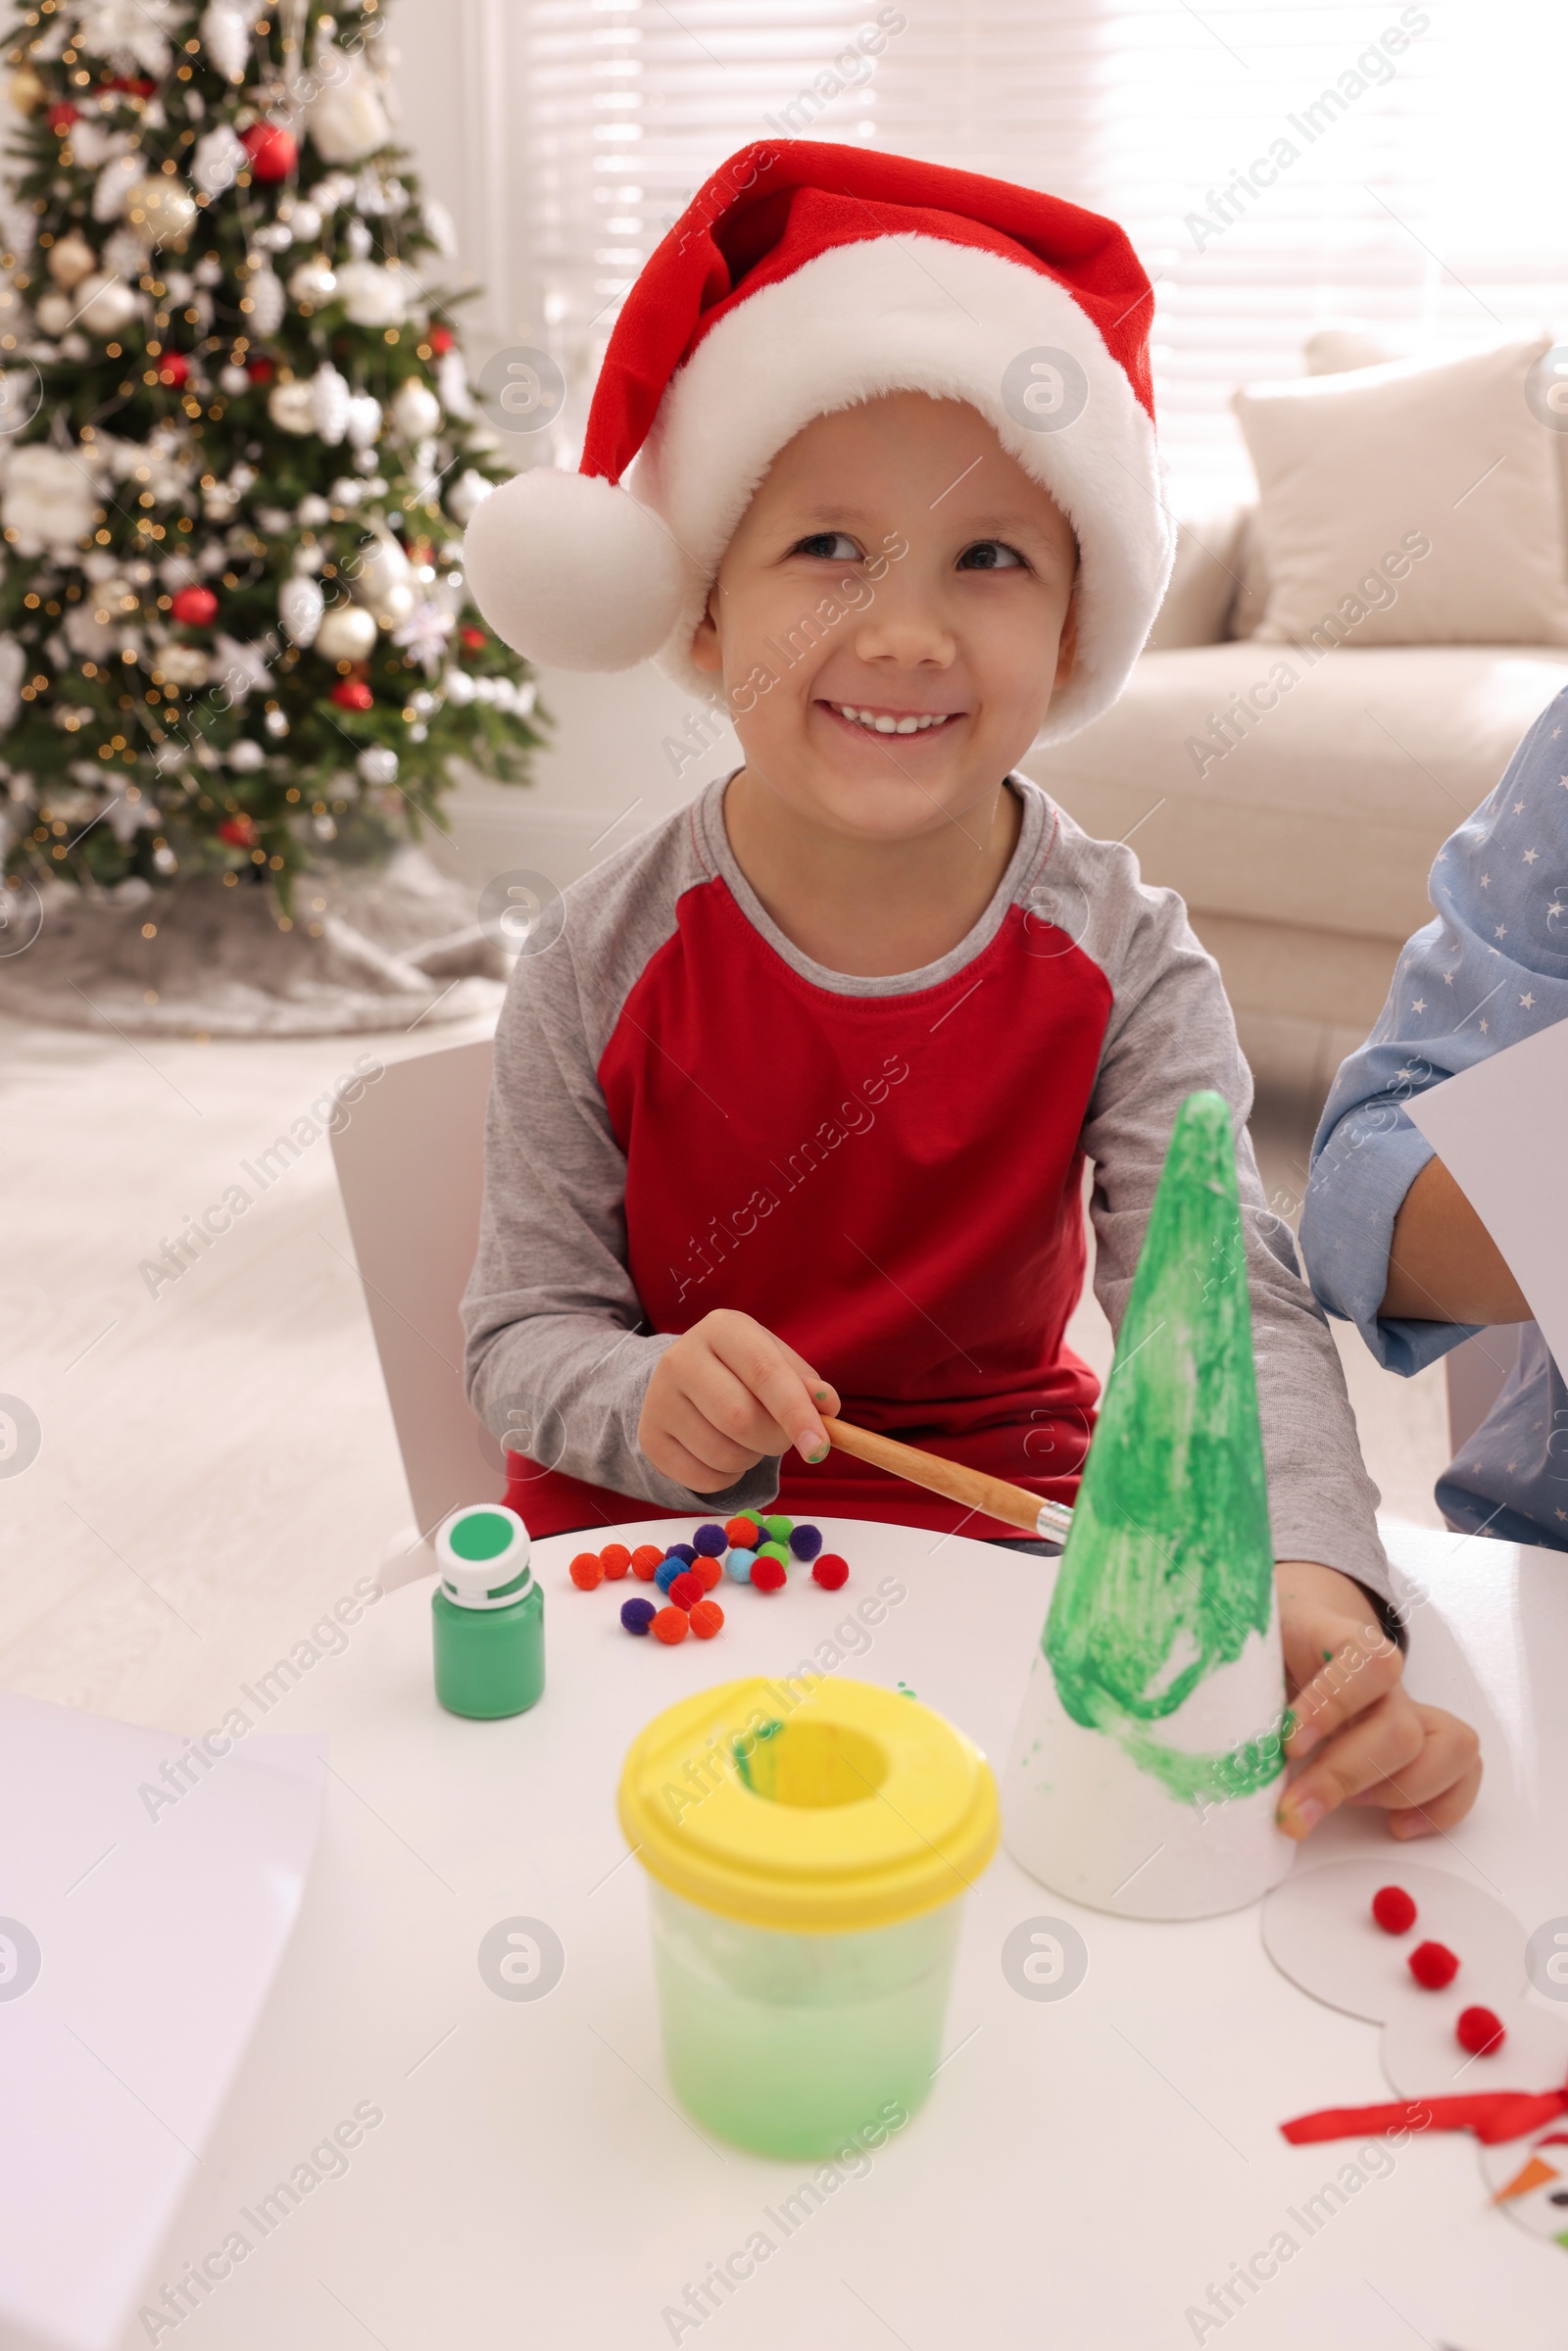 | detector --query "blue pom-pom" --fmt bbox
[725,1548,757,1584]
[692,1523,727,1556]
[788,1524,823,1560]
[663,1542,697,1566]
[655,1558,684,1593]
[620,1596,657,1635]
